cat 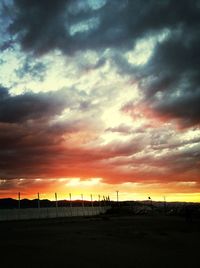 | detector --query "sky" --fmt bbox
[0,0,200,202]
